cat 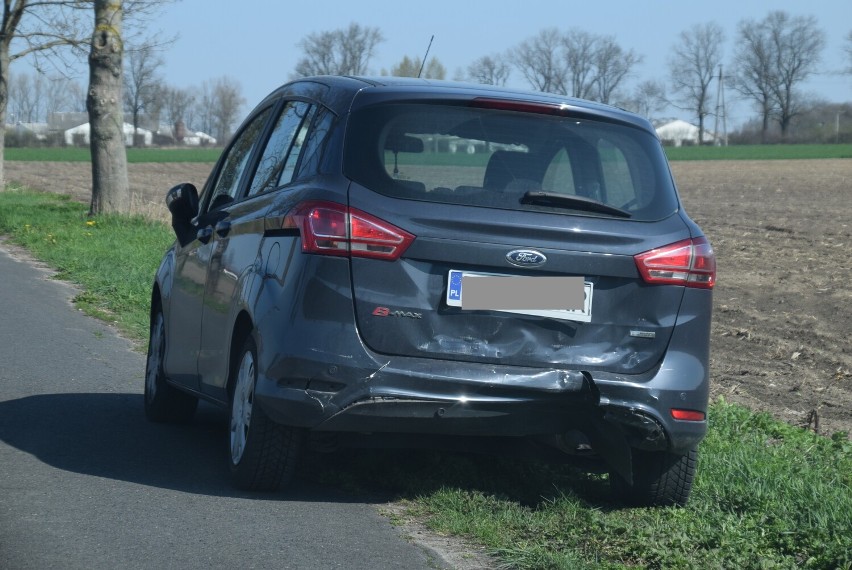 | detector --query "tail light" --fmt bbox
[634,237,716,289]
[283,201,414,261]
